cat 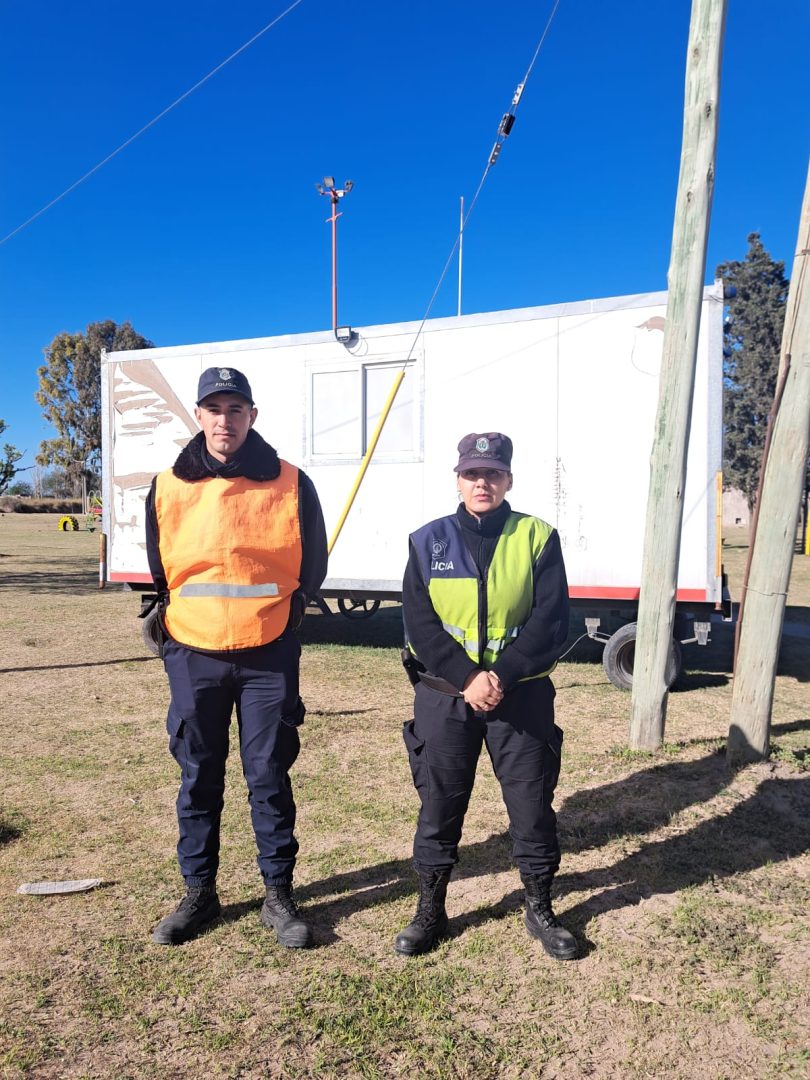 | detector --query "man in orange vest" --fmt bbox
[145,366,327,947]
